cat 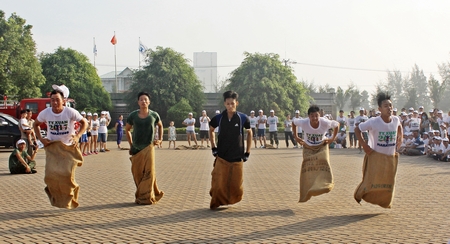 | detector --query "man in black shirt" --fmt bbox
[208,90,252,209]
